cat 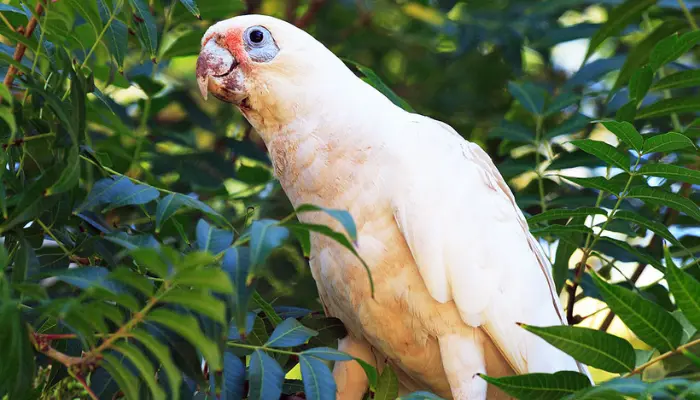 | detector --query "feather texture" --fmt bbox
[198,15,591,399]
